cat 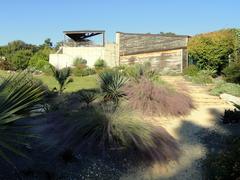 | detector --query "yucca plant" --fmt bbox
[78,89,97,107]
[0,73,45,164]
[99,71,128,105]
[51,66,73,94]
